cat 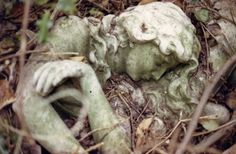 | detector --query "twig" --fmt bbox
[15,0,32,152]
[0,50,15,56]
[176,53,236,154]
[13,136,23,154]
[0,48,47,62]
[193,120,236,153]
[146,115,216,154]
[19,0,31,69]
[136,98,150,122]
[200,23,210,77]
[50,3,59,20]
[201,4,236,27]
[223,143,236,154]
[117,92,134,150]
[186,144,222,154]
[78,118,129,142]
[145,136,168,154]
[84,142,104,153]
[230,9,236,26]
[155,148,168,154]
[86,0,110,13]
[222,34,235,55]
[0,119,32,138]
[168,126,181,154]
[200,24,218,41]
[193,118,236,137]
[0,119,85,146]
[200,23,233,58]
